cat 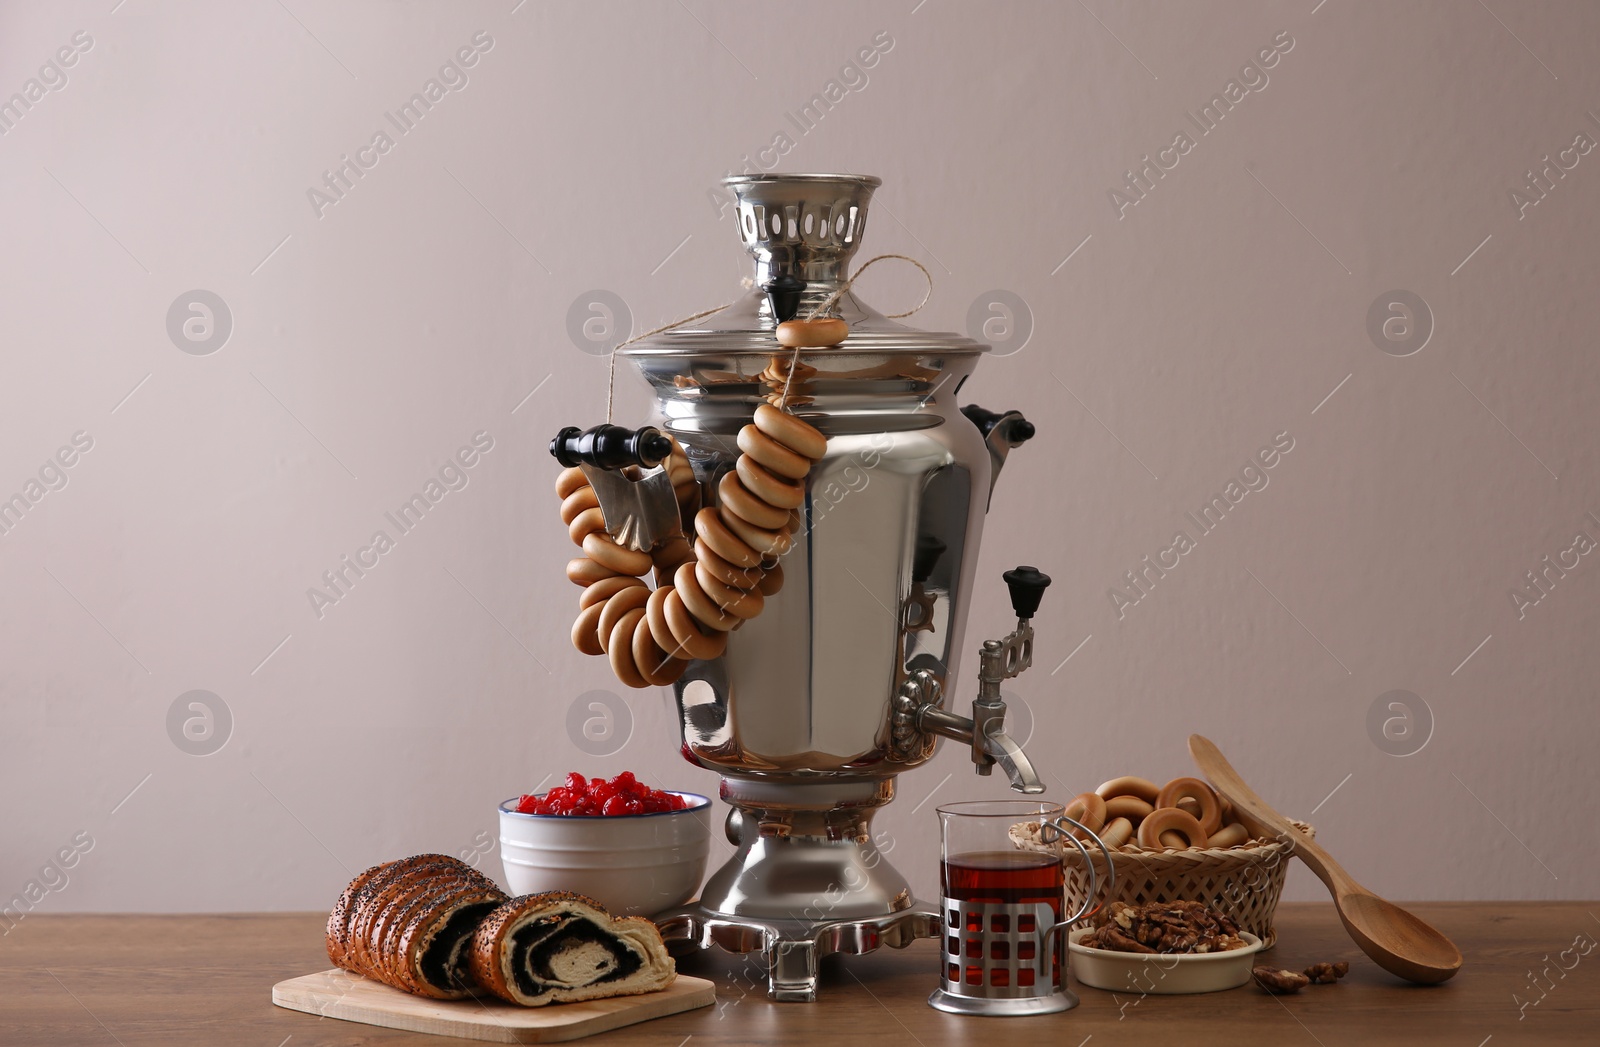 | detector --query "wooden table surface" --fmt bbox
[2,903,1596,1046]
